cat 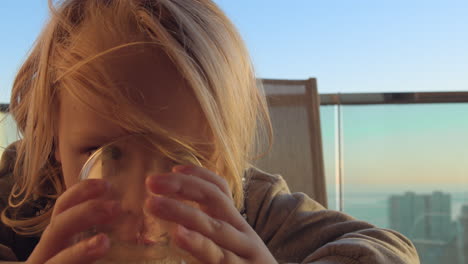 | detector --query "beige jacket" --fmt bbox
[0,143,420,263]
